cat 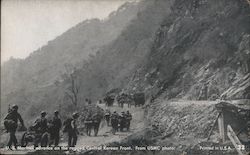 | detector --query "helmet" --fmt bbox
[41,111,47,116]
[54,110,59,115]
[12,104,18,110]
[72,112,79,118]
